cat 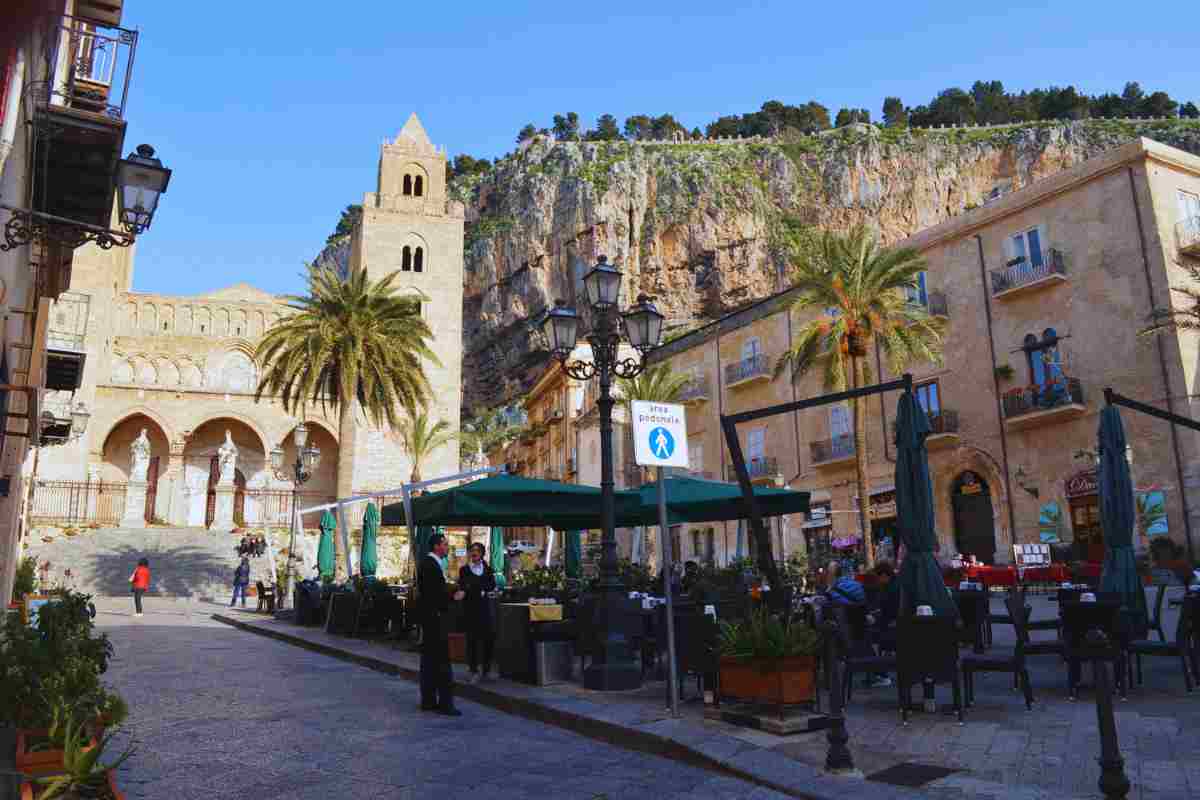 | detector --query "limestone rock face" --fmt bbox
[453,120,1200,410]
